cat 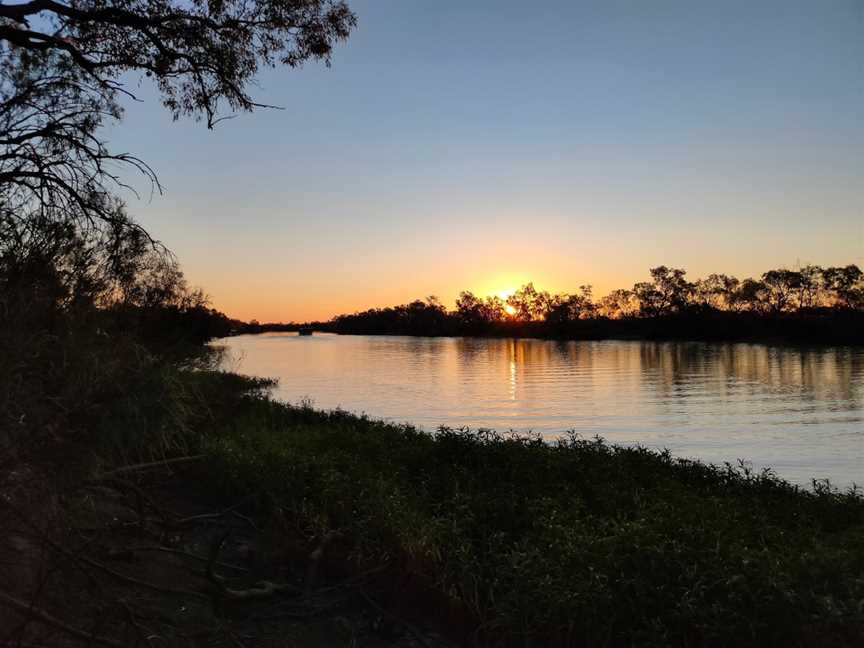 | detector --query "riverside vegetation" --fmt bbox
[242,265,864,345]
[2,0,864,643]
[320,266,864,345]
[3,226,864,645]
[206,388,864,646]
